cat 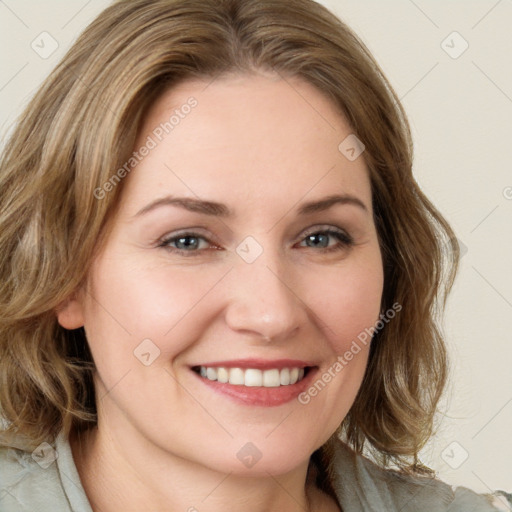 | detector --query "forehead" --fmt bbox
[121,72,371,215]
